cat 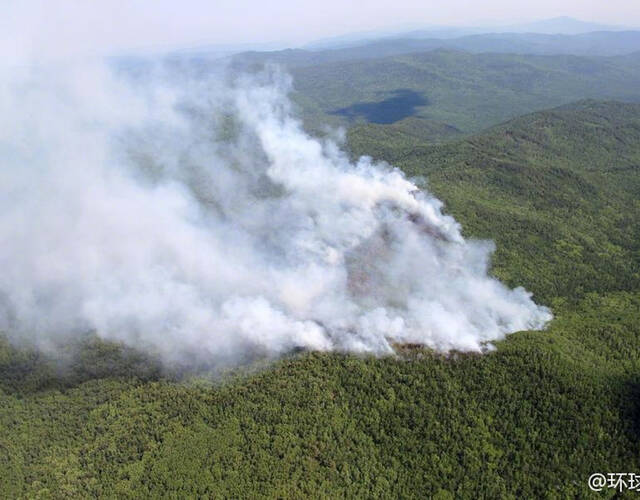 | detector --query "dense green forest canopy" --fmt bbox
[2,98,639,497]
[288,50,640,135]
